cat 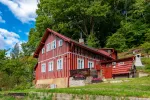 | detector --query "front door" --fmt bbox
[104,67,112,78]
